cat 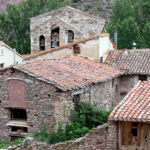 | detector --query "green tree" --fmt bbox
[107,0,150,49]
[0,0,69,54]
